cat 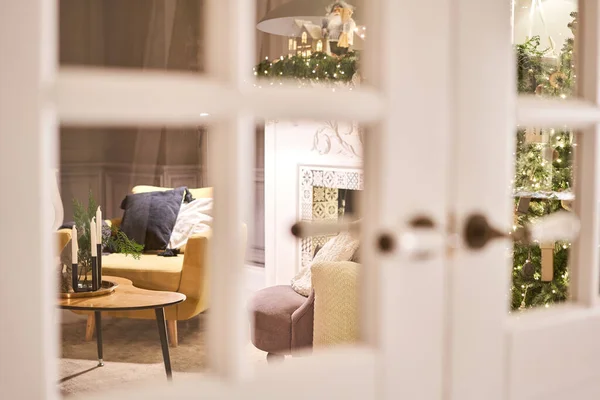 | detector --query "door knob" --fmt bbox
[463,211,580,250]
